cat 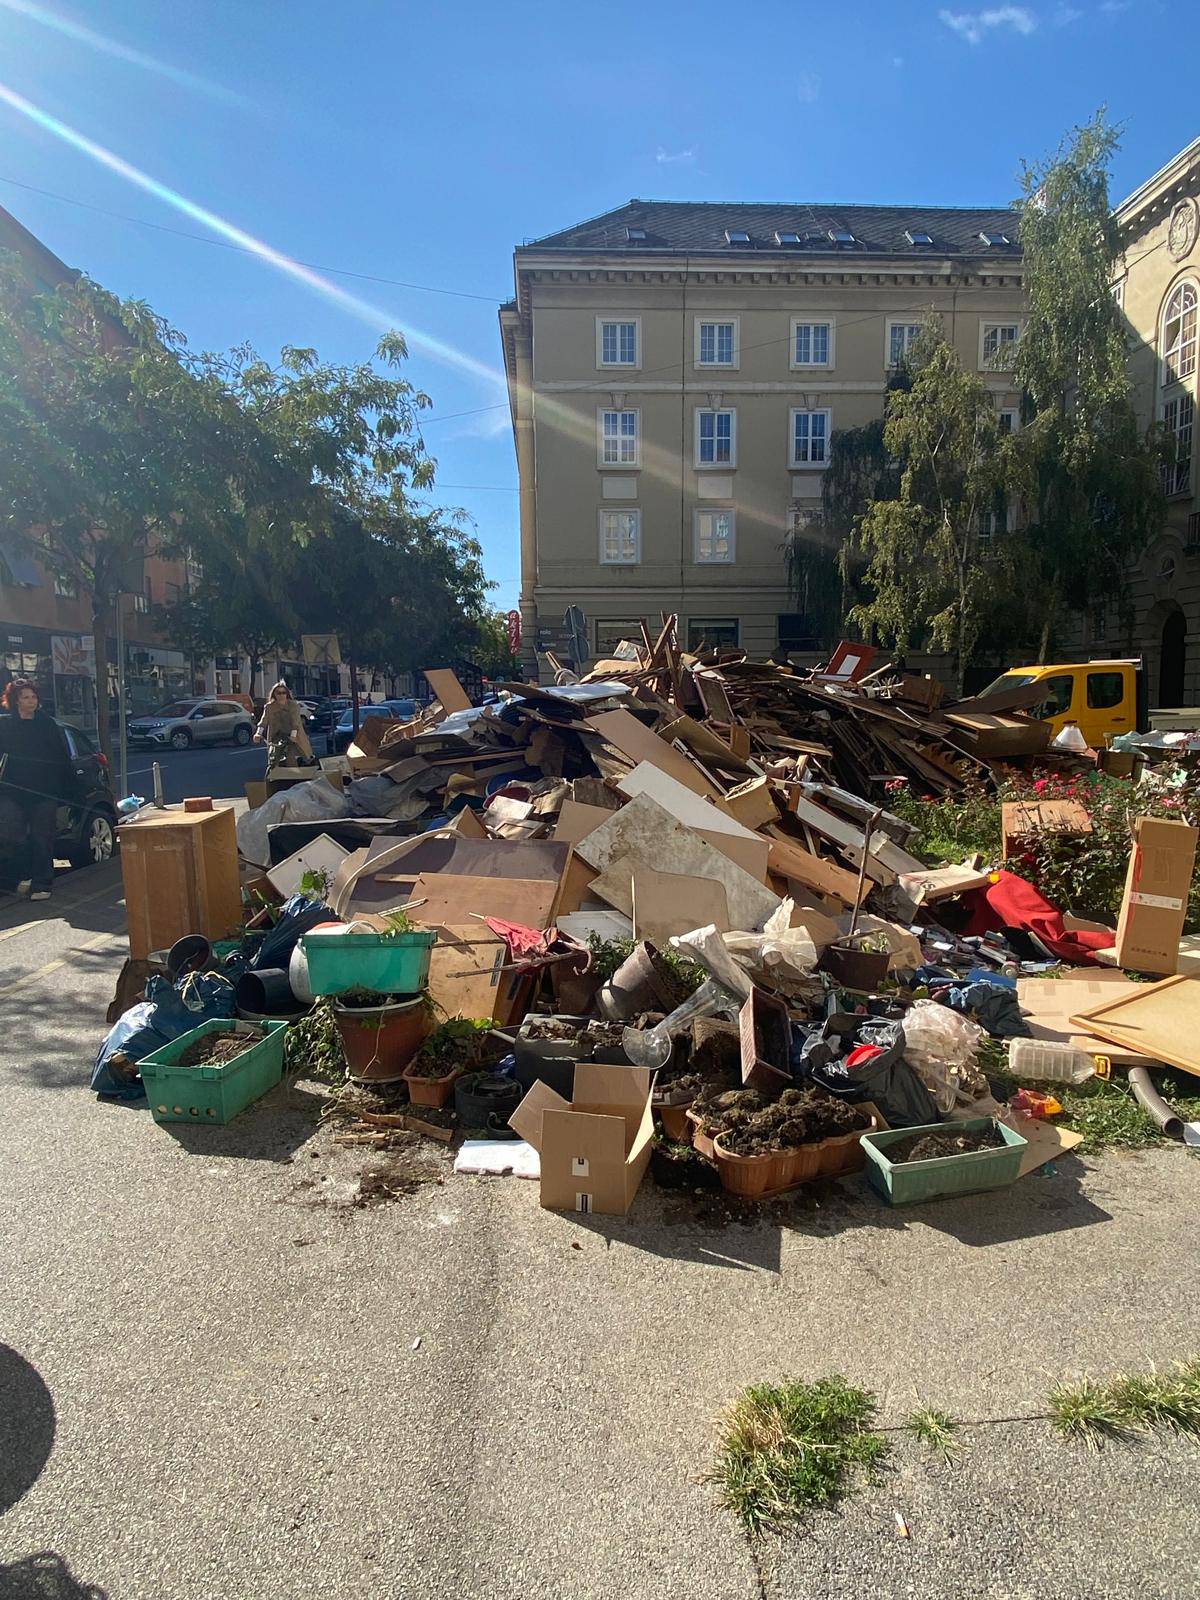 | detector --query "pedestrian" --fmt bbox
[0,678,72,901]
[254,681,313,769]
